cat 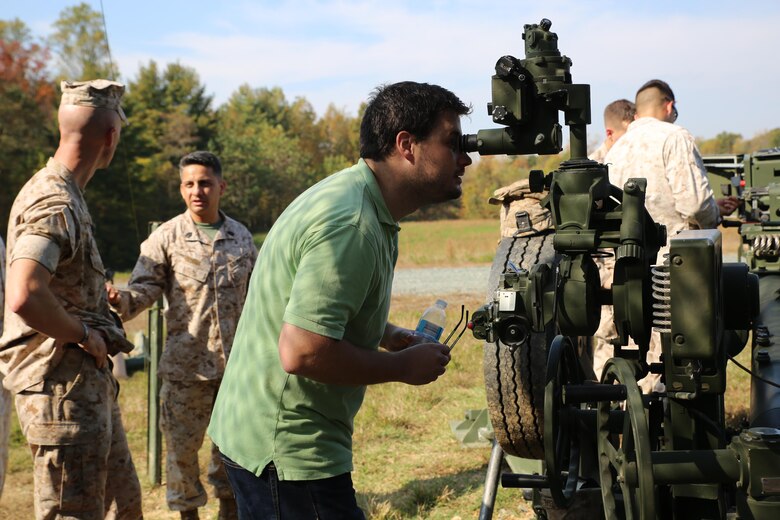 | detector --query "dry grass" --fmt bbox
[395,220,499,269]
[0,222,754,519]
